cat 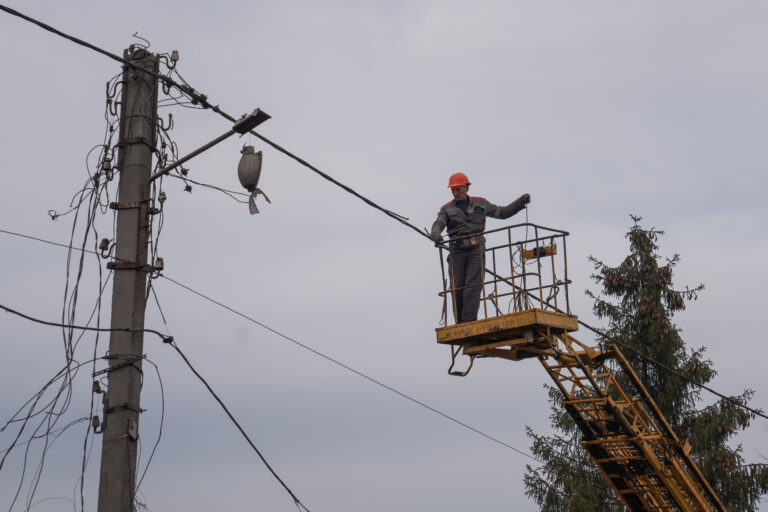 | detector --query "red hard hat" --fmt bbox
[448,172,471,188]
